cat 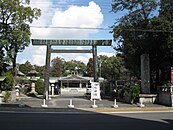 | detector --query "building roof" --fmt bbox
[49,77,60,83]
[59,75,90,81]
[49,75,105,83]
[17,70,25,76]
